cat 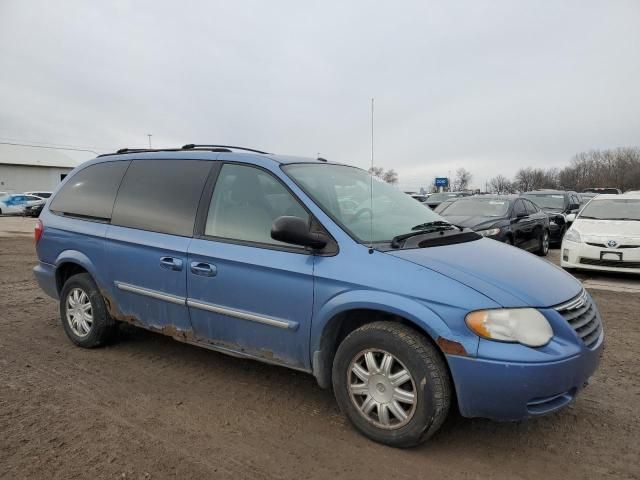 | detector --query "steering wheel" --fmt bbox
[351,207,373,222]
